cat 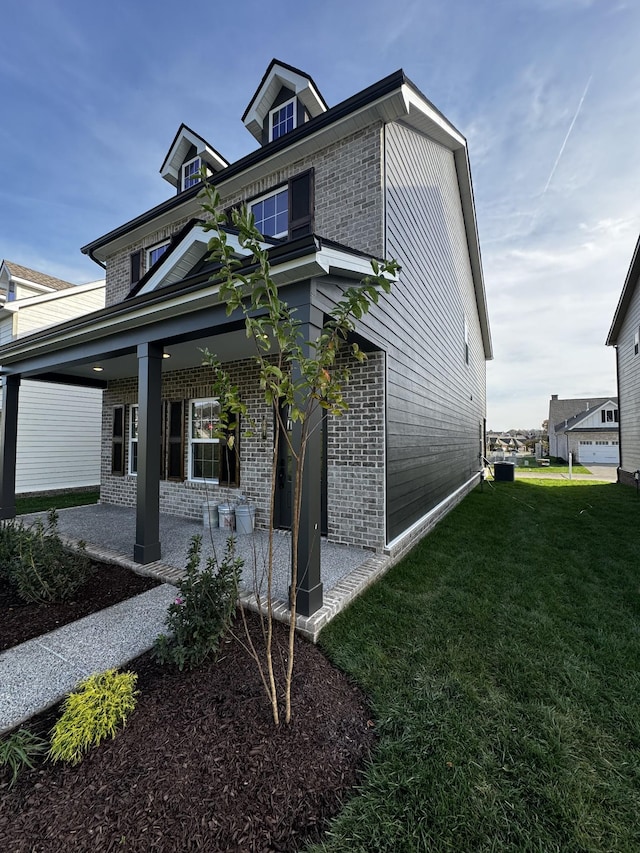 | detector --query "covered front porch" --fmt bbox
[0,232,389,619]
[19,503,390,641]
